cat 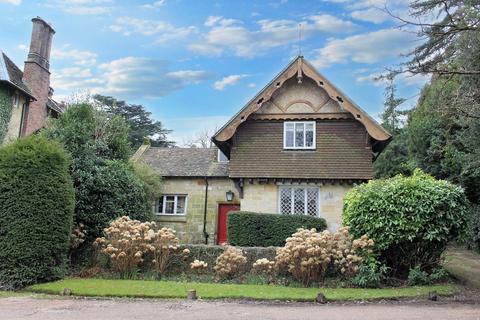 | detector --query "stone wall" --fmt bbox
[156,178,351,243]
[155,177,238,244]
[241,183,352,231]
